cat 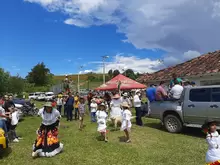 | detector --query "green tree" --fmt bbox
[113,70,120,78]
[0,68,10,95]
[123,69,137,80]
[8,75,24,95]
[26,62,53,86]
[108,69,113,78]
